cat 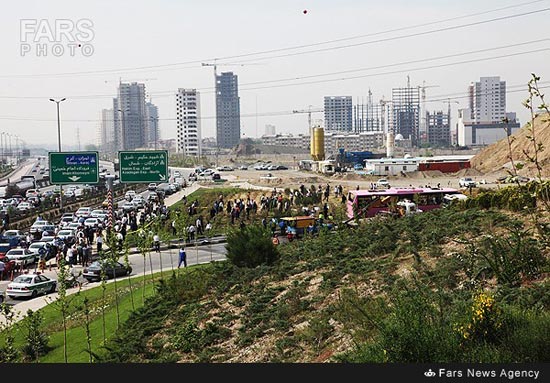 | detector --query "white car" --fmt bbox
[75,207,92,218]
[66,222,81,231]
[122,201,136,212]
[84,217,100,228]
[30,220,54,234]
[28,241,48,257]
[6,247,37,265]
[56,229,75,242]
[90,209,106,218]
[125,190,137,201]
[16,202,33,211]
[376,179,390,188]
[6,273,57,299]
[459,177,476,188]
